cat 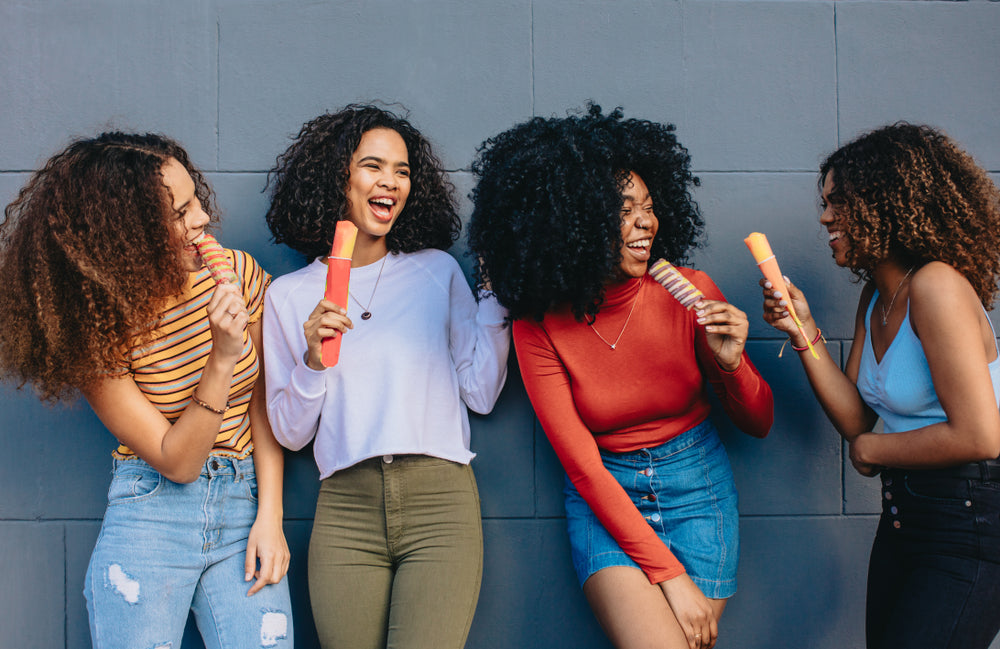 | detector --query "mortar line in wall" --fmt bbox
[62,523,67,649]
[833,2,841,146]
[529,0,535,115]
[216,17,222,171]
